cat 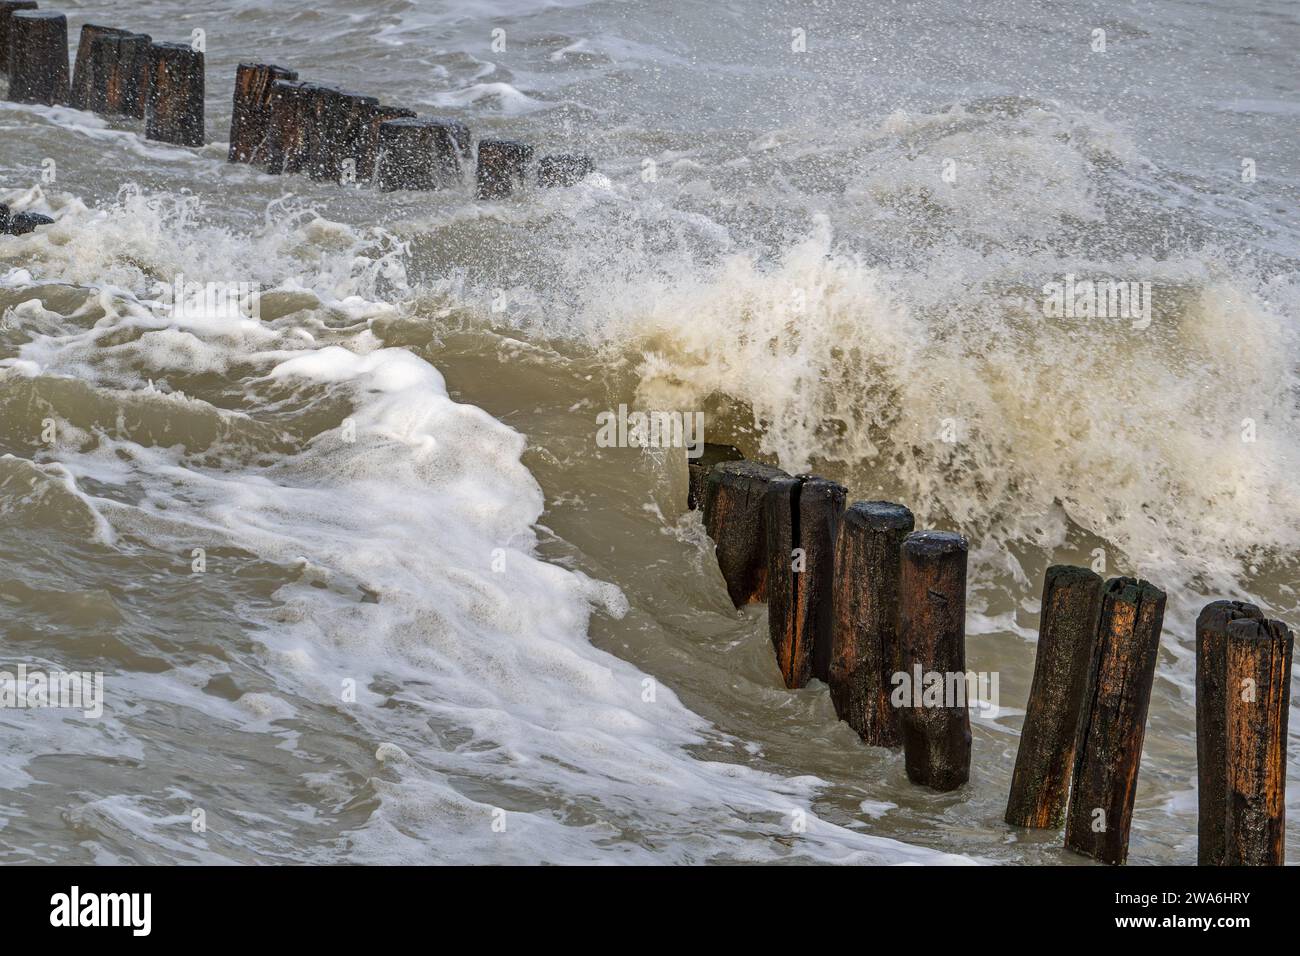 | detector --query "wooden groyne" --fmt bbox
[2,4,595,197]
[688,442,1294,864]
